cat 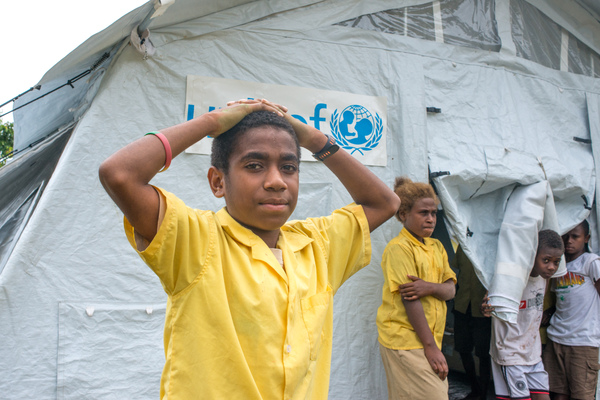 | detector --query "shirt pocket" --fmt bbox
[301,287,332,361]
